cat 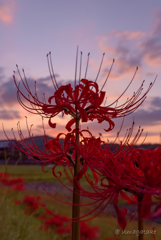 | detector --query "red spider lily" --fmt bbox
[56,226,72,236]
[13,199,22,205]
[39,213,68,231]
[12,182,26,191]
[107,147,161,198]
[0,172,10,180]
[13,195,41,213]
[3,124,115,198]
[38,214,47,221]
[3,122,117,238]
[37,200,98,239]
[5,49,157,240]
[42,216,64,228]
[3,122,77,170]
[118,147,161,218]
[122,148,161,191]
[0,172,25,191]
[7,177,24,185]
[3,120,150,226]
[80,222,100,240]
[82,143,161,229]
[5,115,159,233]
[76,122,144,189]
[22,195,41,214]
[34,127,150,228]
[66,128,160,229]
[13,52,156,132]
[0,172,10,186]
